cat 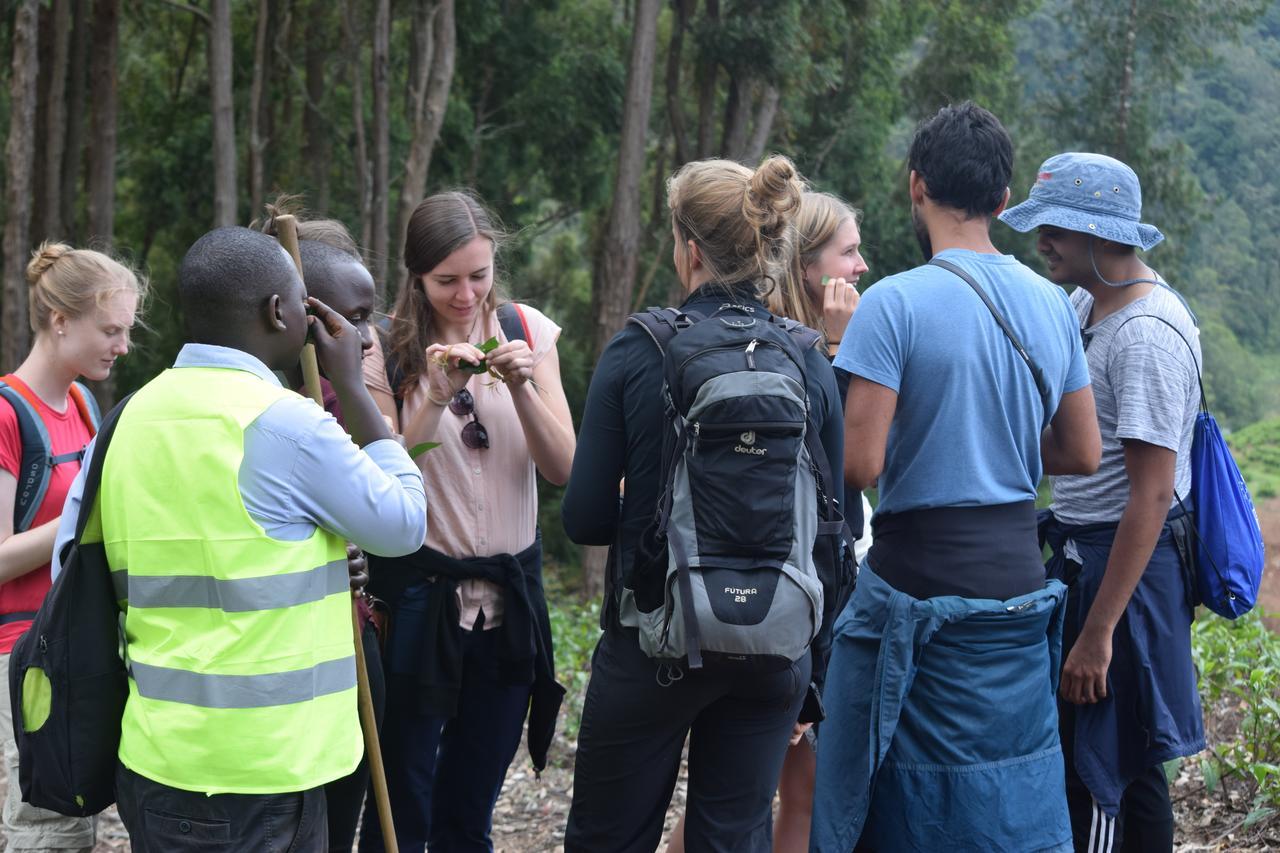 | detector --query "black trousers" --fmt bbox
[116,762,327,853]
[564,625,809,853]
[324,619,386,853]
